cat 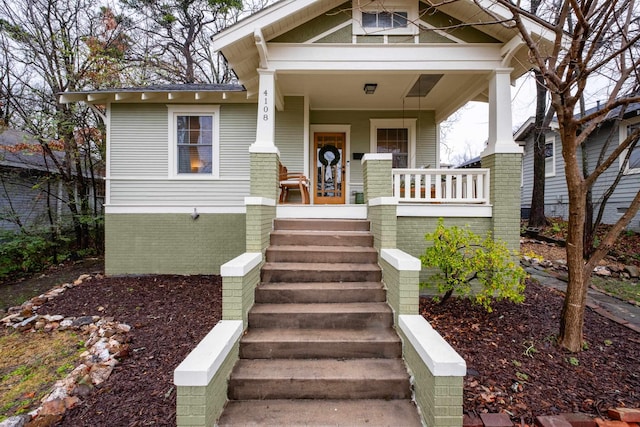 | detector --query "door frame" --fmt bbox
[310,125,351,205]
